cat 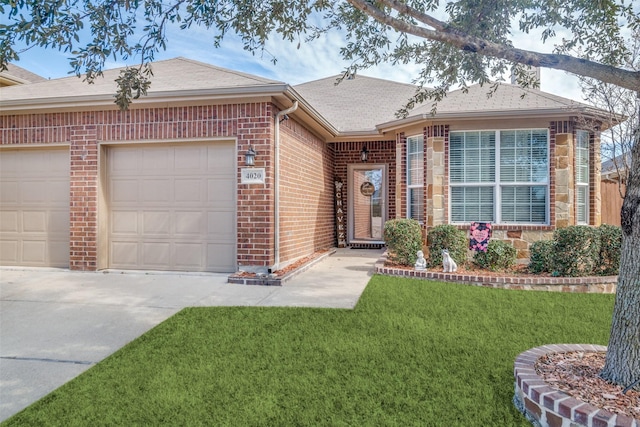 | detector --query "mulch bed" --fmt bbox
[536,351,640,420]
